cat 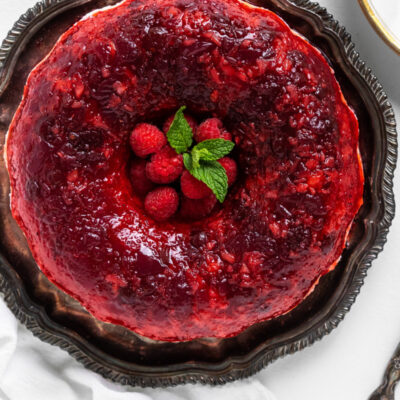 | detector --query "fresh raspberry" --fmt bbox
[218,157,237,186]
[129,158,155,196]
[146,145,183,184]
[180,194,217,220]
[180,170,212,199]
[130,123,166,158]
[163,113,197,134]
[144,187,179,222]
[195,118,232,143]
